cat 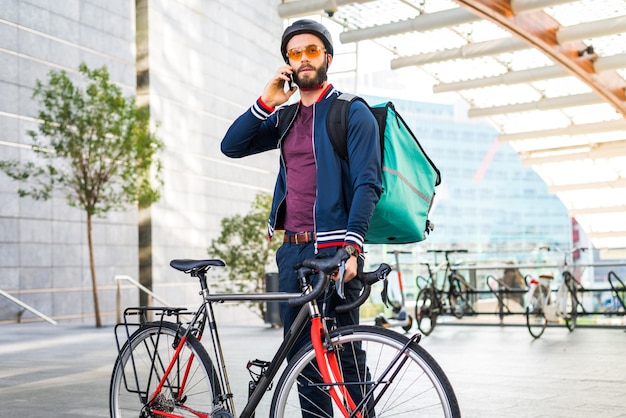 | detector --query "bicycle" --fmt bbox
[415,249,475,336]
[109,248,461,417]
[525,246,587,339]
